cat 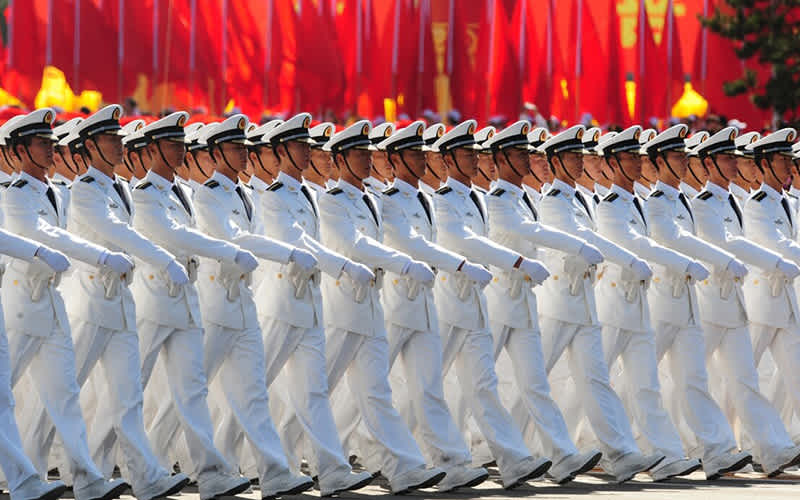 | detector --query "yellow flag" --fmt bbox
[671,81,708,118]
